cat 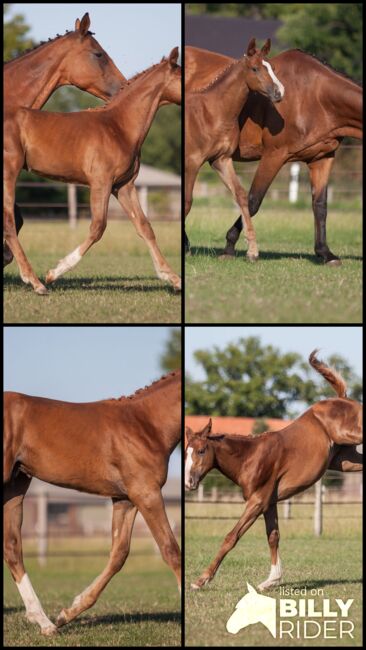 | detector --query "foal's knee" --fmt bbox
[4,535,21,576]
[160,537,180,570]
